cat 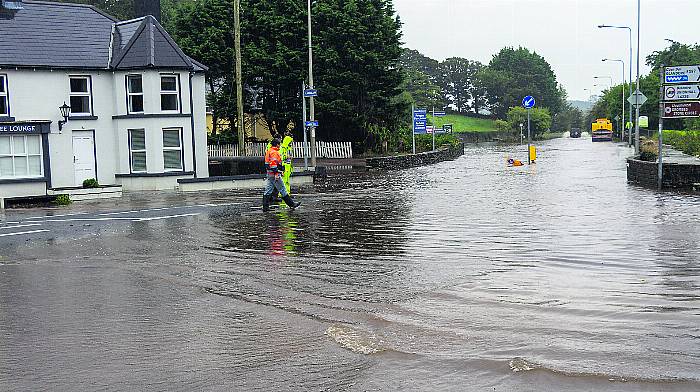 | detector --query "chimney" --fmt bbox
[134,0,161,22]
